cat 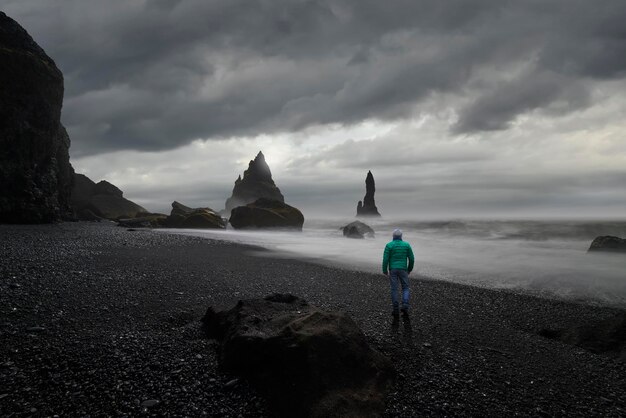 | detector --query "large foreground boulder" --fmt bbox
[162,201,225,229]
[224,151,285,213]
[229,198,304,230]
[588,236,626,253]
[539,312,626,362]
[71,173,147,220]
[342,221,375,239]
[202,294,394,417]
[0,12,74,223]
